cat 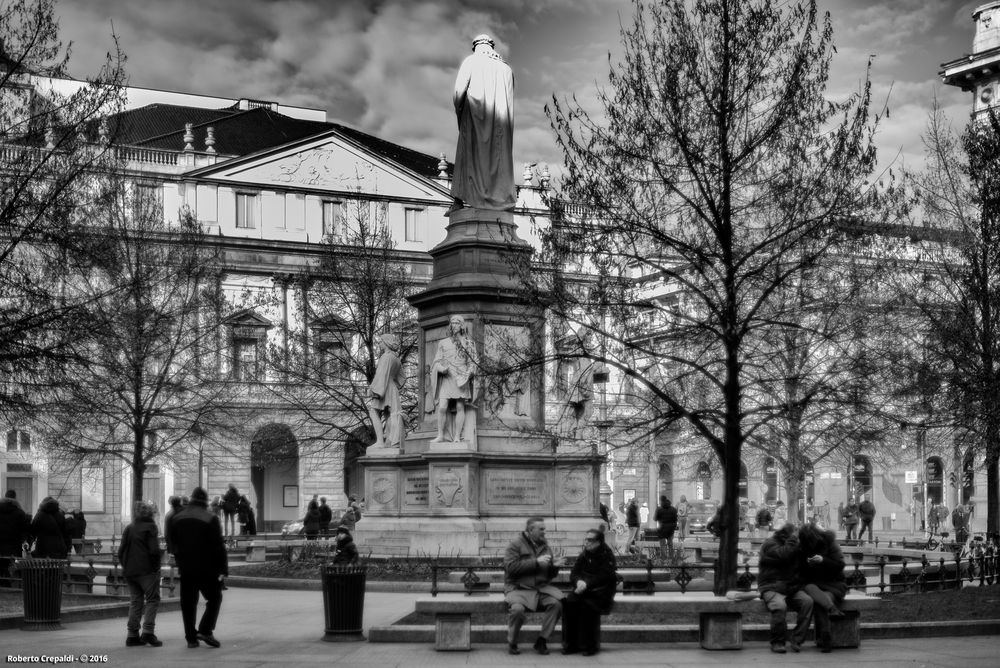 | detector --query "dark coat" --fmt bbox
[797,528,847,599]
[655,504,678,538]
[117,518,162,578]
[30,498,70,558]
[0,498,29,557]
[626,503,640,528]
[568,542,617,614]
[757,526,800,595]
[222,487,240,514]
[303,507,321,535]
[858,500,876,521]
[69,512,86,540]
[318,502,333,527]
[756,507,773,528]
[503,531,561,595]
[167,499,228,578]
[340,507,358,530]
[332,535,359,564]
